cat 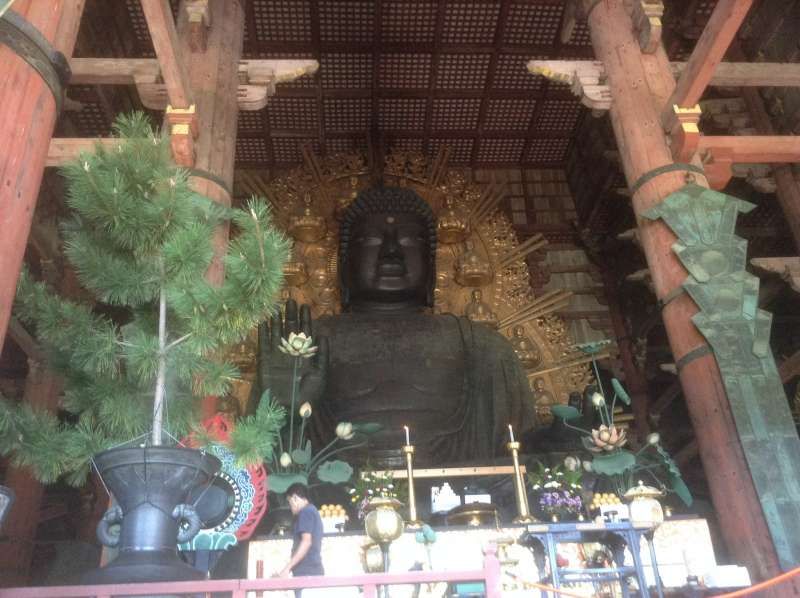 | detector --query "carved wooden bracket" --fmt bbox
[165,104,198,167]
[527,60,612,111]
[630,0,664,54]
[136,59,318,112]
[700,146,734,190]
[667,104,702,163]
[184,0,210,53]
